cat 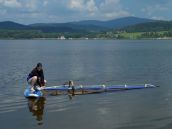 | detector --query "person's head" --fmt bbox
[36,63,43,71]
